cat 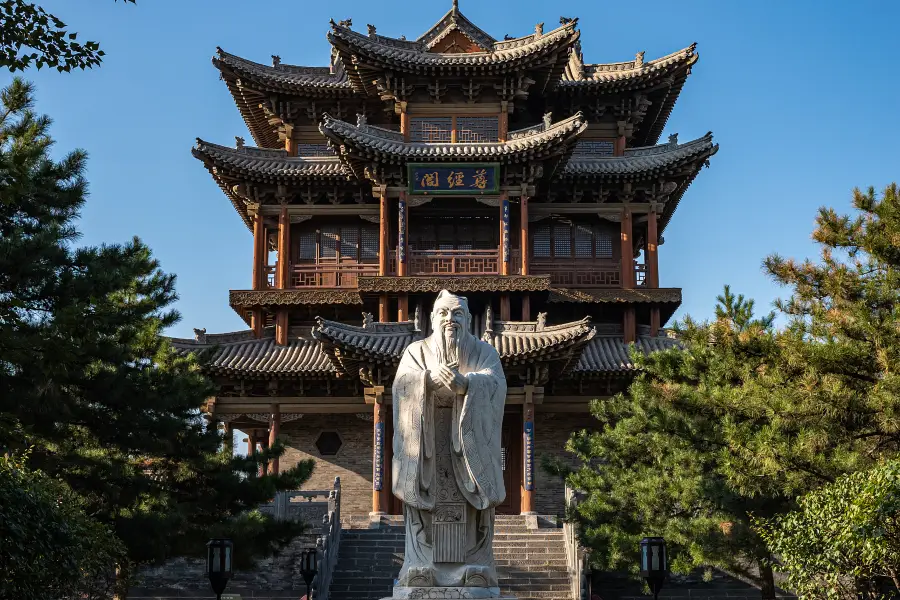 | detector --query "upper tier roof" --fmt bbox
[192,138,351,228]
[319,112,586,180]
[327,18,580,94]
[417,2,496,50]
[561,44,698,146]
